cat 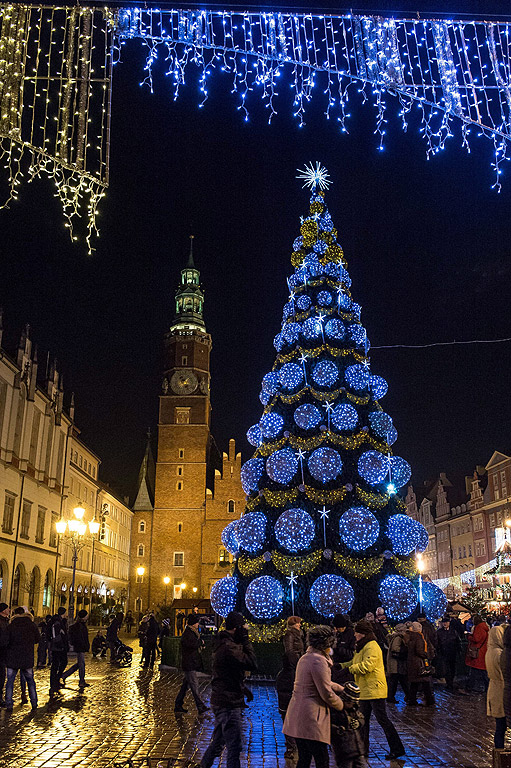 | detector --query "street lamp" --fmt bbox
[56,504,99,620]
[137,566,145,614]
[416,553,425,612]
[192,587,198,594]
[163,576,170,604]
